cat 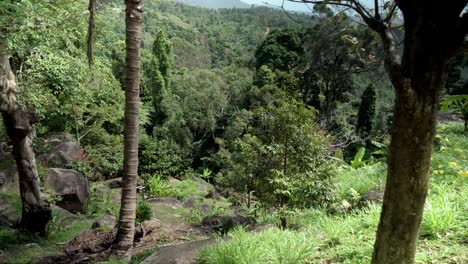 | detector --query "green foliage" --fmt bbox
[254,28,304,72]
[217,99,335,215]
[356,84,377,138]
[441,95,468,131]
[185,204,228,225]
[198,227,317,264]
[136,201,153,225]
[86,183,119,217]
[350,147,366,169]
[173,178,215,200]
[201,123,468,264]
[145,175,177,198]
[139,135,187,178]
